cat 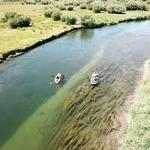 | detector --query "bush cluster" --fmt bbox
[60,15,66,22]
[81,16,96,28]
[93,4,106,13]
[44,9,62,21]
[25,0,36,5]
[64,1,73,6]
[54,2,75,11]
[44,10,53,17]
[60,15,77,25]
[57,4,66,10]
[51,10,61,21]
[73,1,80,6]
[67,5,74,11]
[87,4,93,10]
[126,1,148,11]
[1,12,19,23]
[3,12,17,22]
[106,4,126,14]
[41,0,49,5]
[1,12,31,28]
[9,16,31,28]
[80,3,87,9]
[24,0,49,5]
